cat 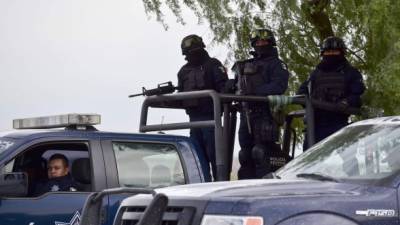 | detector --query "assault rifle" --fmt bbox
[129,81,177,98]
[232,60,253,134]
